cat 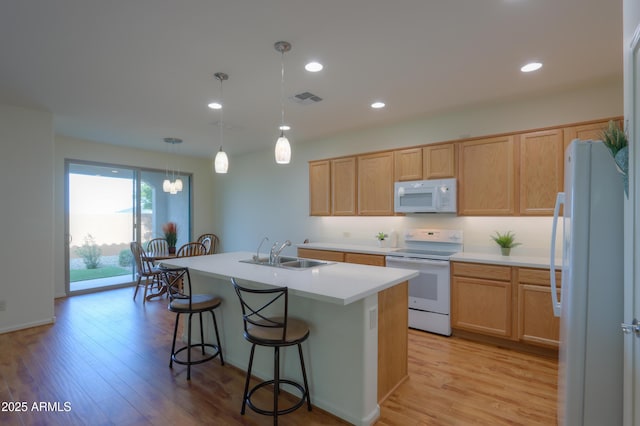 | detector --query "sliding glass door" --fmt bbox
[66,161,191,294]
